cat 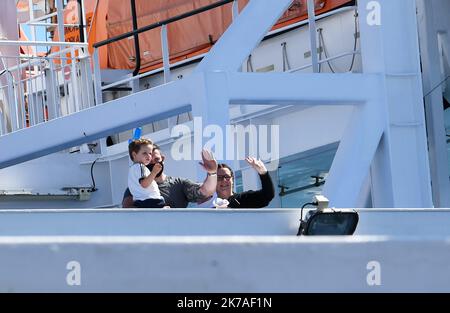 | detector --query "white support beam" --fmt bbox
[416,0,450,207]
[0,79,193,169]
[195,0,293,72]
[323,99,386,207]
[232,0,239,21]
[358,0,433,207]
[190,72,231,177]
